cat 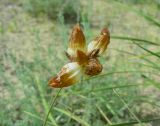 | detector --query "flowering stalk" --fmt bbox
[43,88,62,126]
[45,24,110,125]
